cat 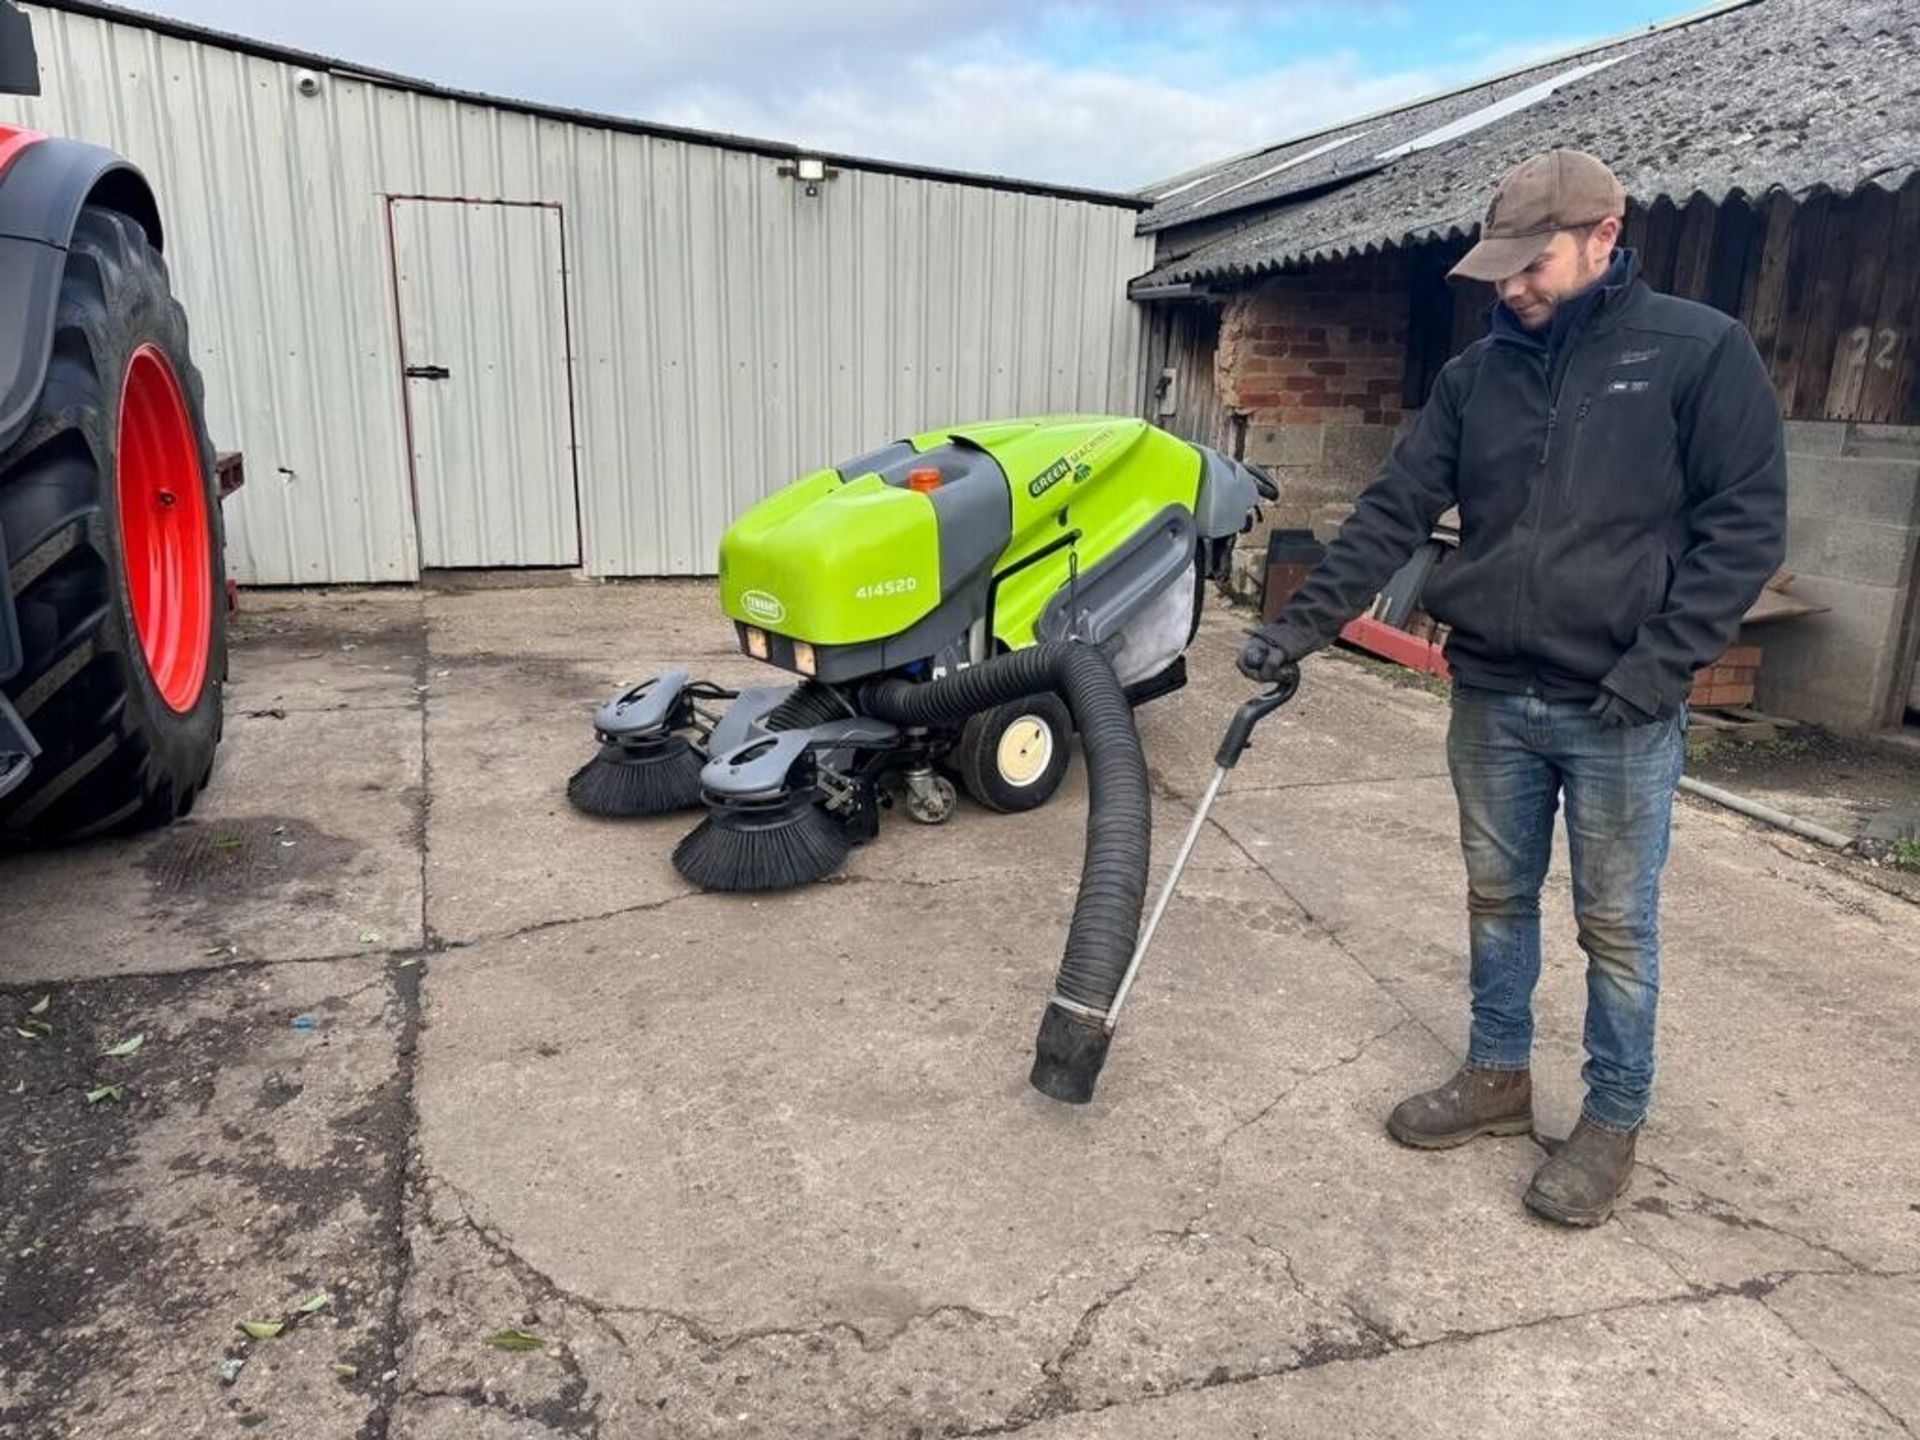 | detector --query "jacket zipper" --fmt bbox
[1514,333,1587,668]
[1562,397,1593,506]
